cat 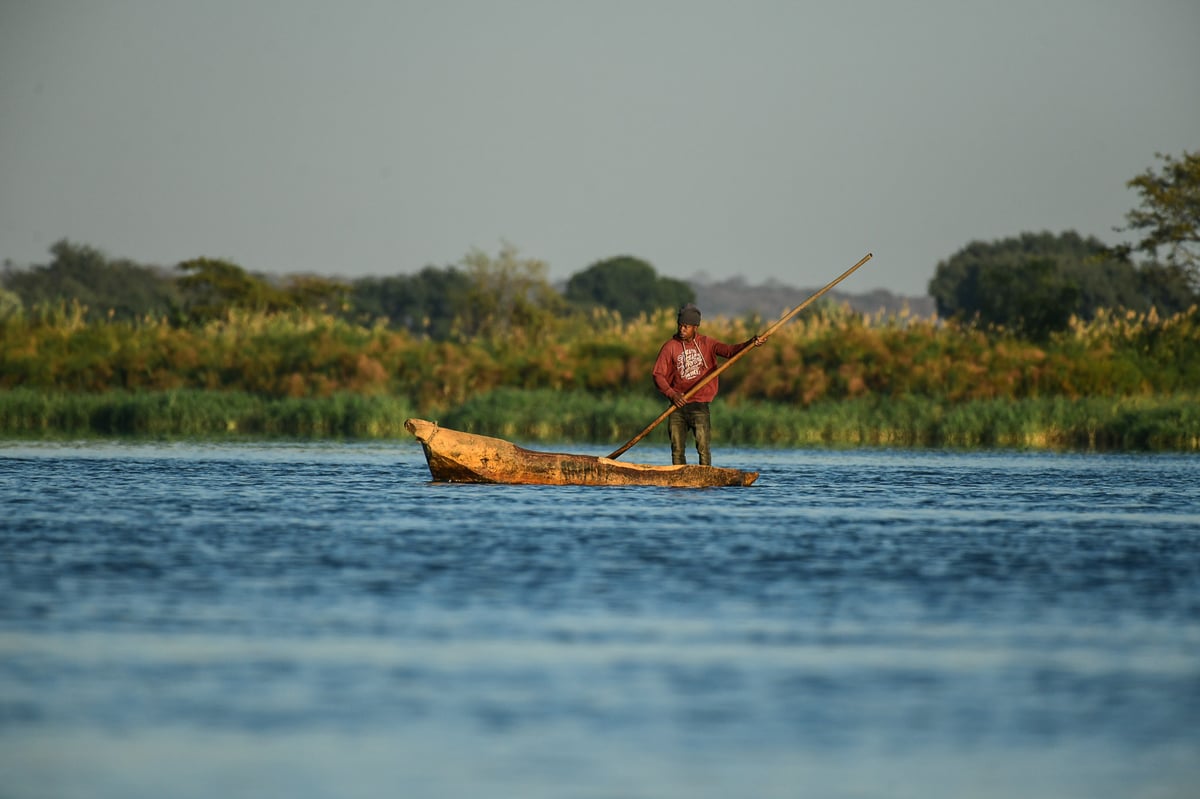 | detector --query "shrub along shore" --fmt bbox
[1,303,1197,450]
